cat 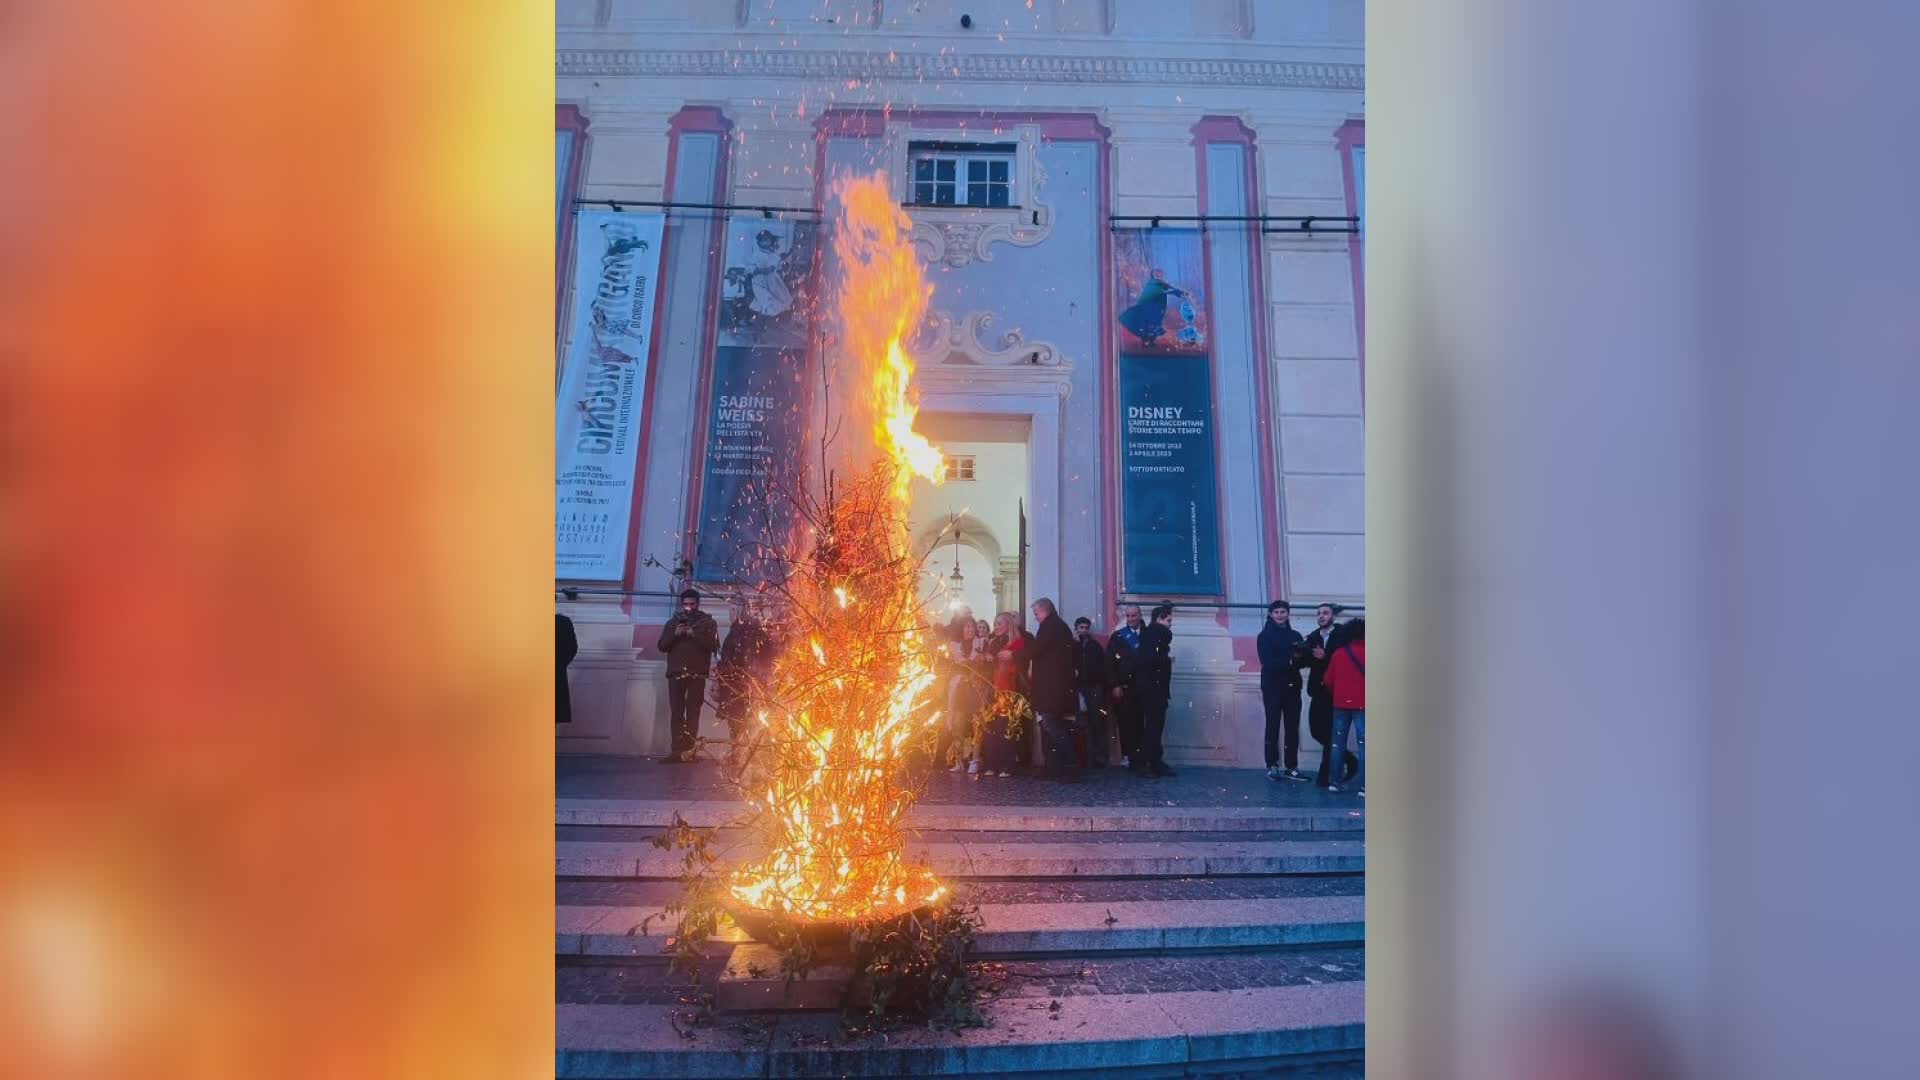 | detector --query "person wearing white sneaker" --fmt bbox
[1257,600,1307,780]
